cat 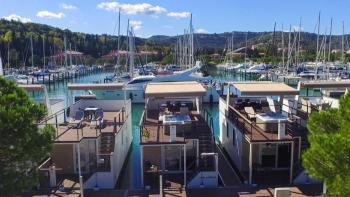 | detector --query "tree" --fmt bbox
[0,77,55,196]
[303,93,350,197]
[161,54,173,64]
[3,30,13,68]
